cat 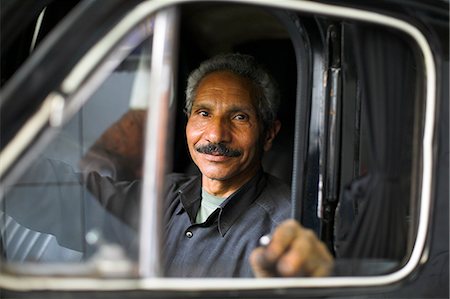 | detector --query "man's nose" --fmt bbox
[204,117,231,143]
